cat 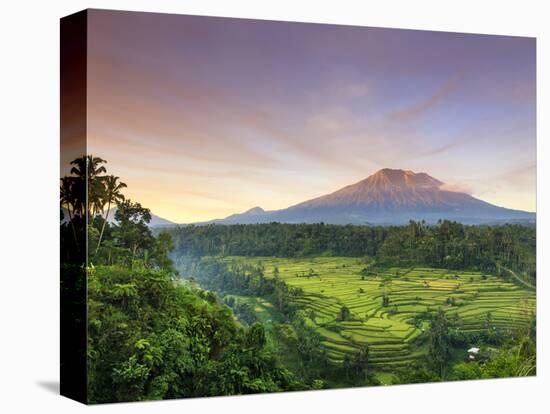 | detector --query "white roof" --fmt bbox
[468,347,480,353]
